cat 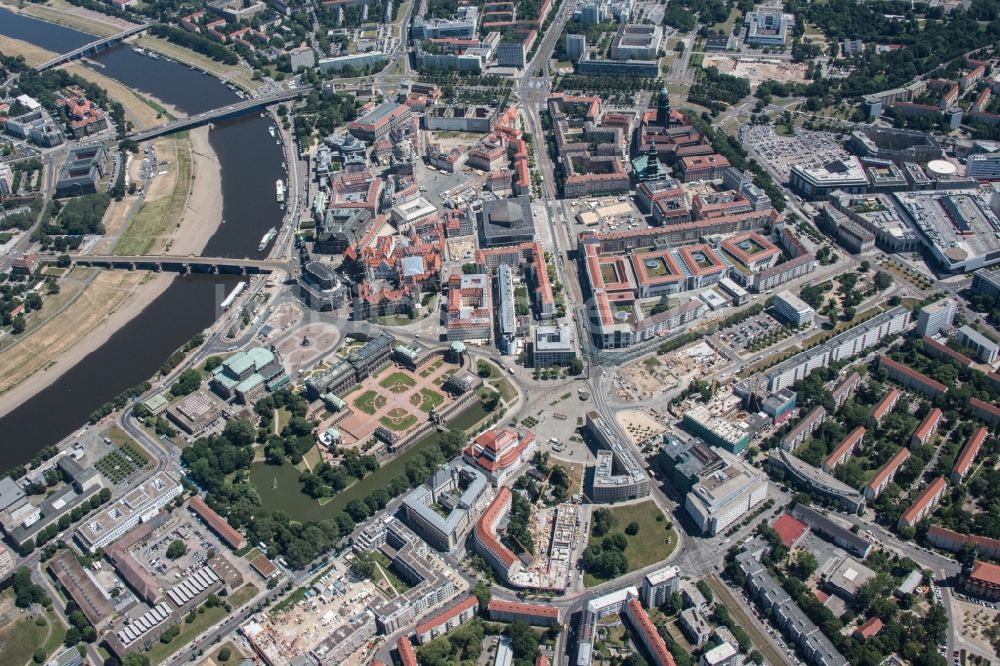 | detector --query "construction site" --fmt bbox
[512,502,583,591]
[242,561,382,666]
[703,55,810,88]
[615,408,669,447]
[615,339,726,402]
